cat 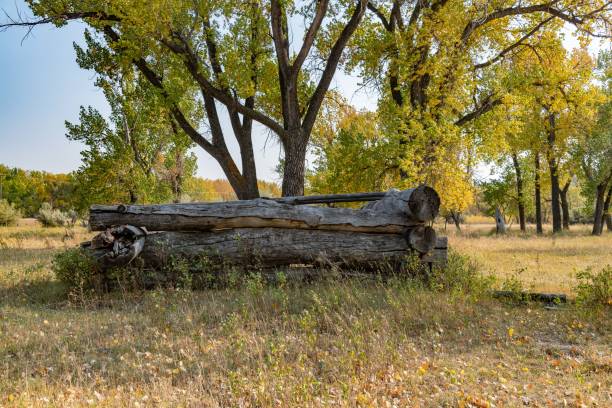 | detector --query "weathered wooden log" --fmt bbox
[89,187,440,233]
[362,186,440,223]
[137,227,443,268]
[492,291,567,304]
[82,225,146,269]
[272,191,387,205]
